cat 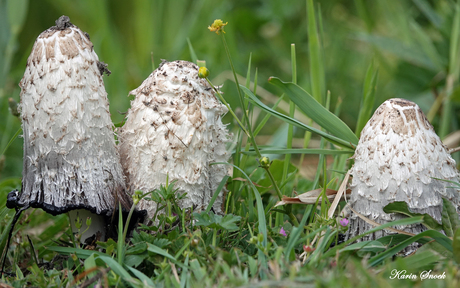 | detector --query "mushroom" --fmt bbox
[118,60,230,222]
[6,16,143,244]
[346,98,460,251]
